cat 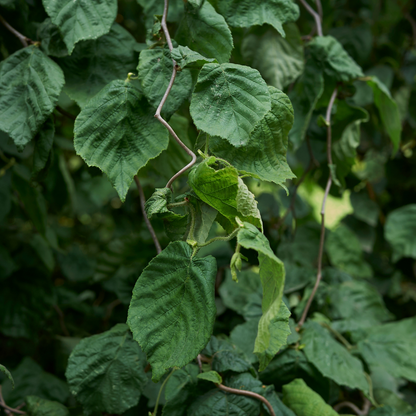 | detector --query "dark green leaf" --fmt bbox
[145,188,184,220]
[0,364,14,389]
[32,117,54,178]
[171,46,217,68]
[197,371,222,385]
[350,191,379,227]
[65,324,148,415]
[25,396,70,416]
[0,244,17,280]
[74,79,169,202]
[0,46,64,150]
[127,241,217,382]
[37,18,68,58]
